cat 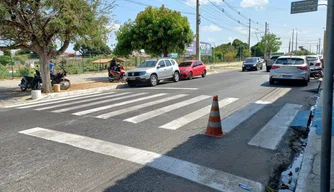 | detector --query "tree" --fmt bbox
[259,34,282,54]
[74,43,112,56]
[251,43,264,57]
[0,56,11,66]
[114,5,194,57]
[0,0,115,93]
[3,50,11,57]
[232,39,248,58]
